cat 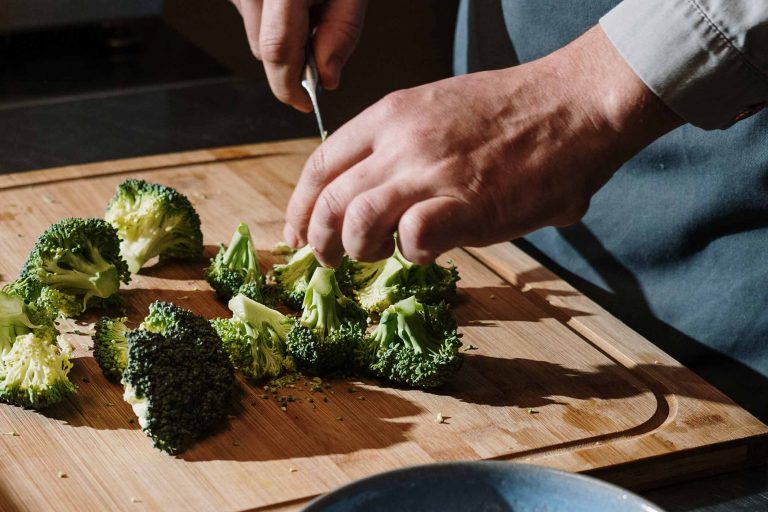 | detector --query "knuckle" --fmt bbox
[304,147,329,188]
[377,90,410,118]
[315,187,346,227]
[345,195,379,238]
[259,35,296,65]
